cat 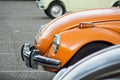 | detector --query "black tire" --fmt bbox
[44,9,49,16]
[113,1,120,7]
[46,2,65,19]
[21,45,25,61]
[117,1,120,6]
[65,42,112,67]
